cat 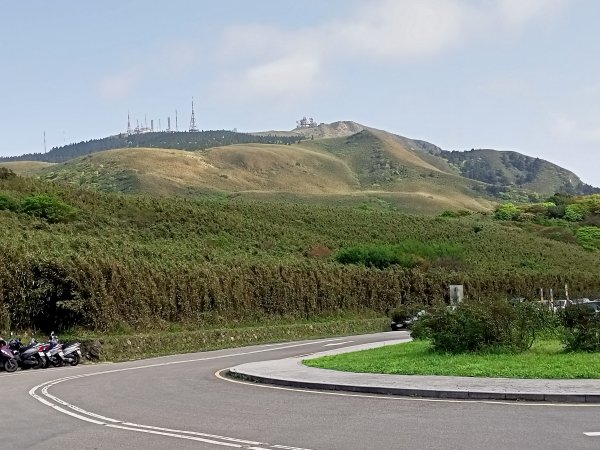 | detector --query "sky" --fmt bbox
[1,0,599,185]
